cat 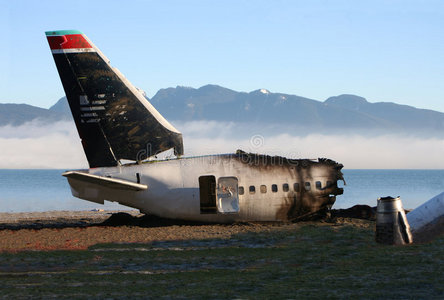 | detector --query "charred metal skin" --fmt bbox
[234,151,344,220]
[47,30,345,222]
[65,153,344,222]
